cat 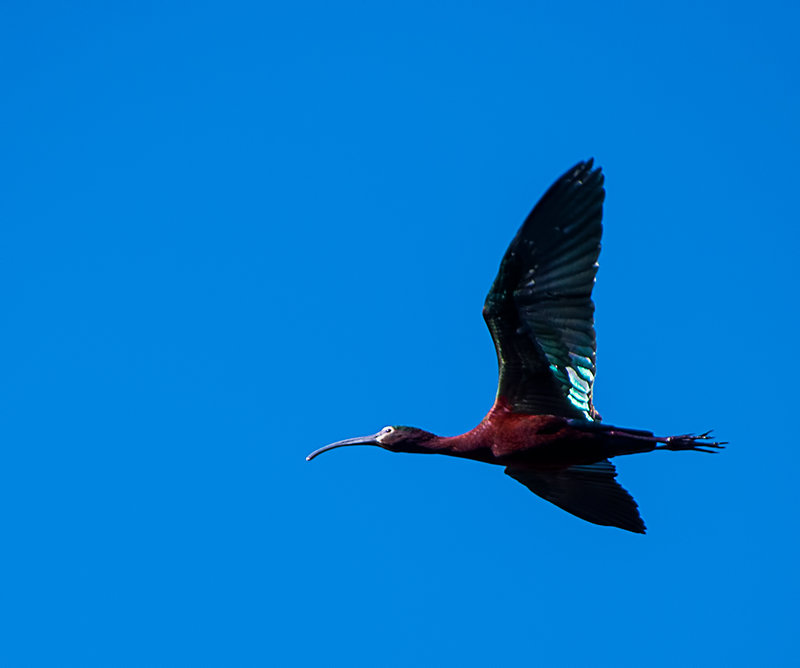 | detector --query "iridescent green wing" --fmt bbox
[483,160,604,420]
